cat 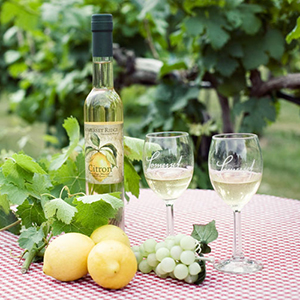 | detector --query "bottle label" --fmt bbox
[84,122,123,184]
